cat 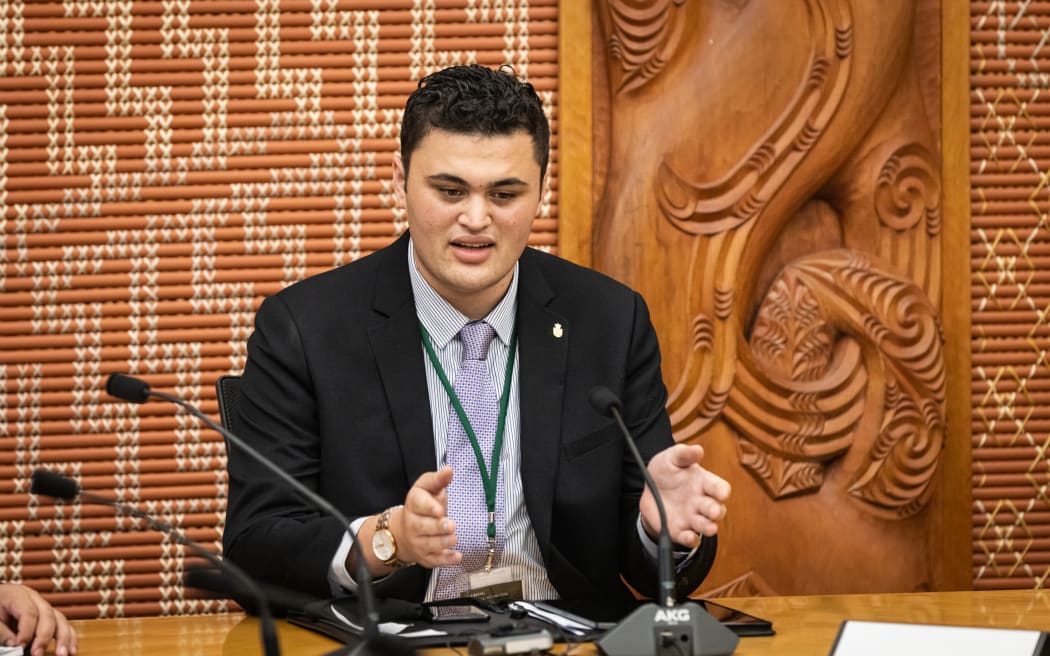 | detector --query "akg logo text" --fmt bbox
[653,608,691,623]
